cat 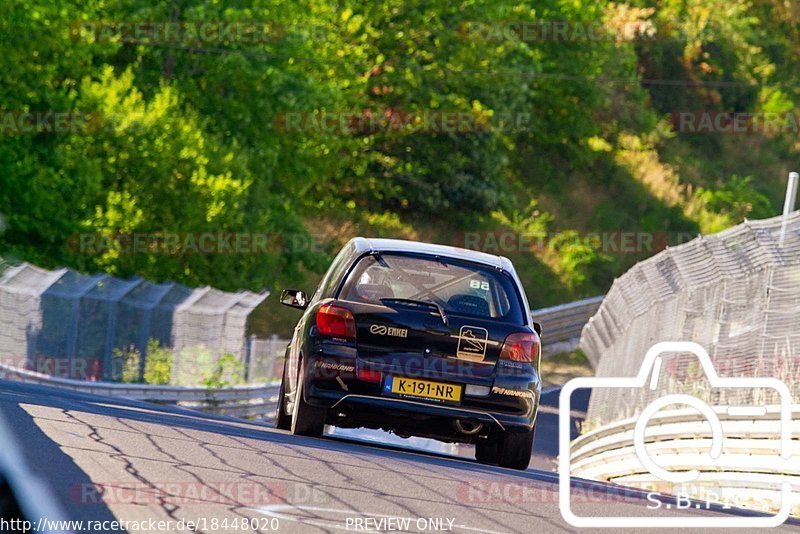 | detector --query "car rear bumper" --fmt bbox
[310,389,535,431]
[302,347,540,431]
